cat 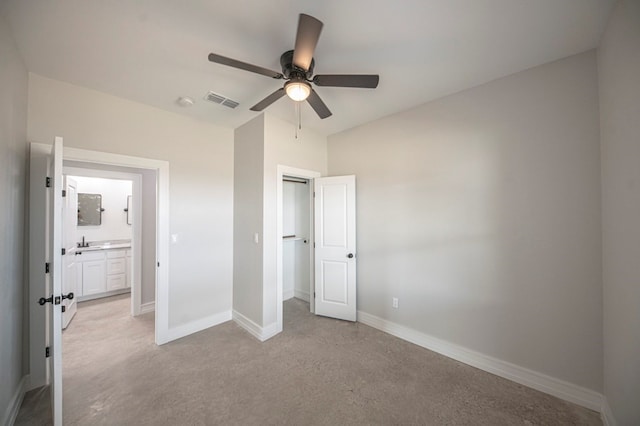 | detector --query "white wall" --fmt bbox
[27,74,234,329]
[328,51,603,392]
[283,181,296,300]
[598,1,640,424]
[71,176,132,243]
[282,180,311,301]
[0,13,28,426]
